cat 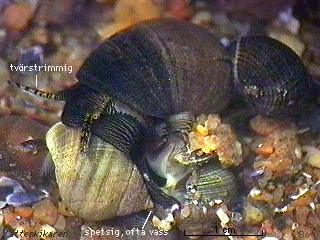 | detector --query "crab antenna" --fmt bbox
[8,81,66,101]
